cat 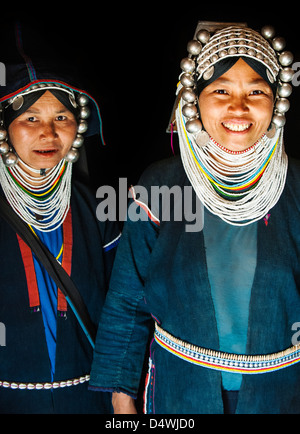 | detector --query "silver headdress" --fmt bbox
[170,22,294,146]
